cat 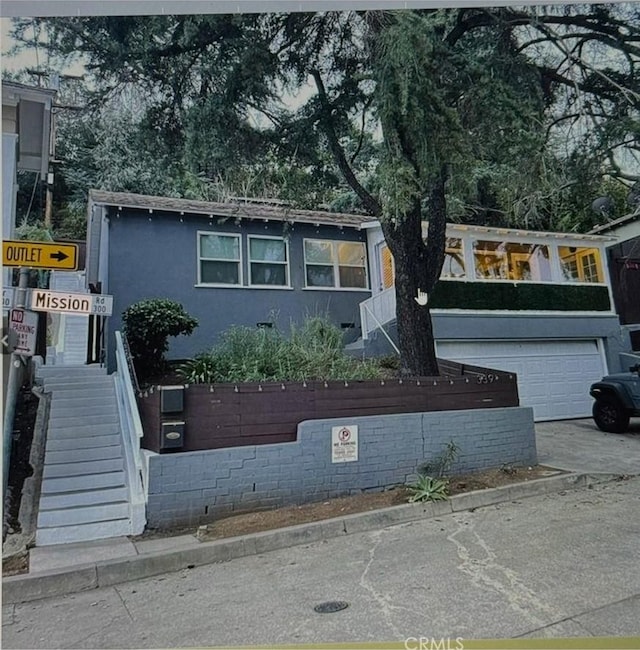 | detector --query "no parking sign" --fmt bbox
[331,425,358,463]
